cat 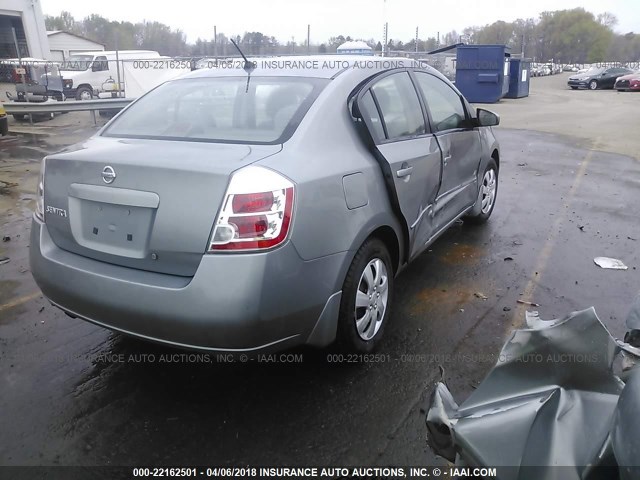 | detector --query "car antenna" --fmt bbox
[230,38,255,93]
